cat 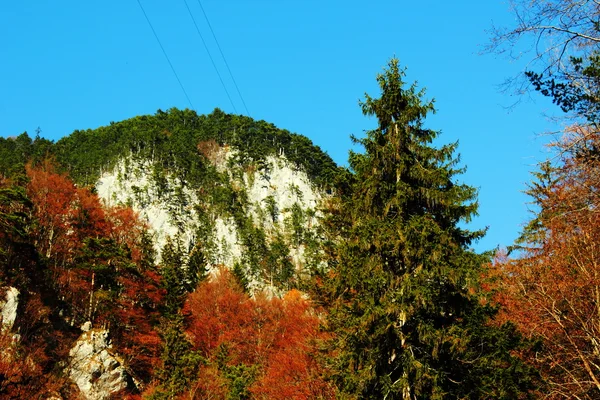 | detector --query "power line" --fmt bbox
[183,0,238,114]
[196,0,251,117]
[135,0,195,110]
